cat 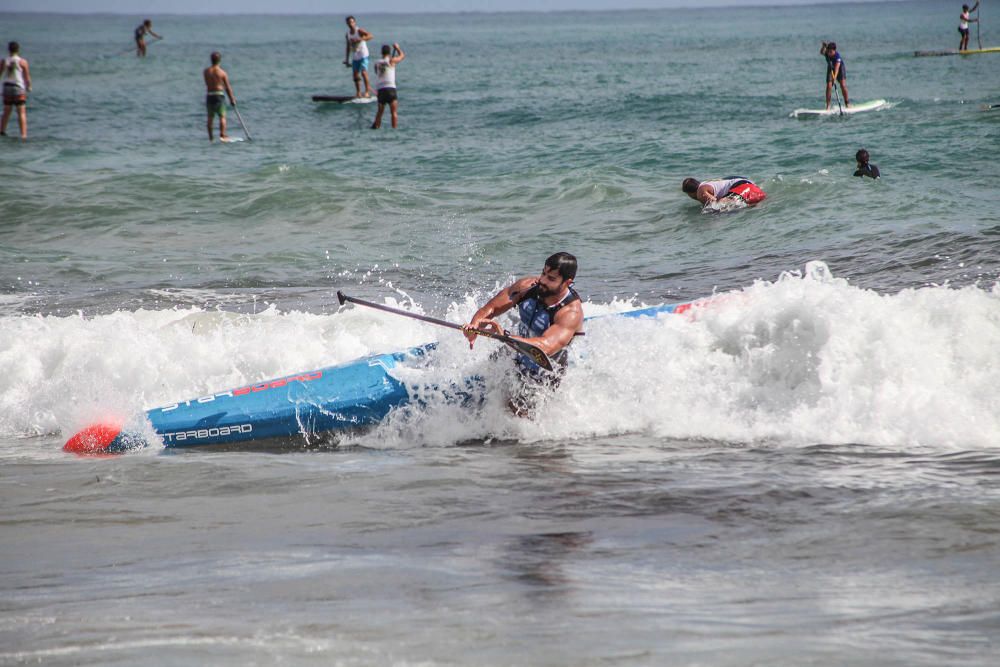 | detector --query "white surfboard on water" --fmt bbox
[312,95,376,104]
[219,136,245,143]
[790,99,890,118]
[703,196,748,214]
